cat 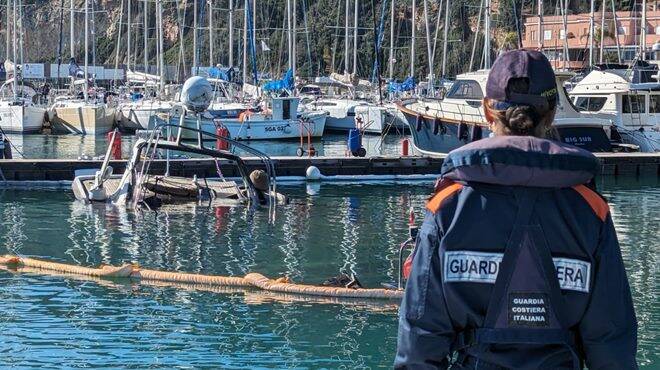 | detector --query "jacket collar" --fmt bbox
[441,136,599,188]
